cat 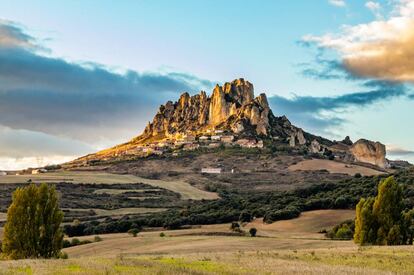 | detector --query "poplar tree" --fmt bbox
[354,176,412,246]
[2,183,63,259]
